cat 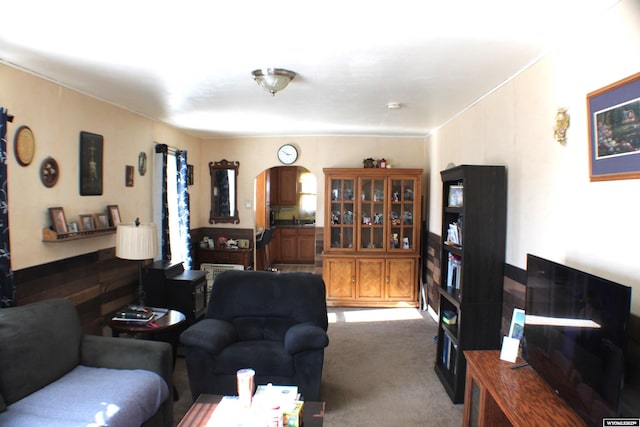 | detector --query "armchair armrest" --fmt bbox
[179,318,238,355]
[80,334,173,389]
[284,323,329,354]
